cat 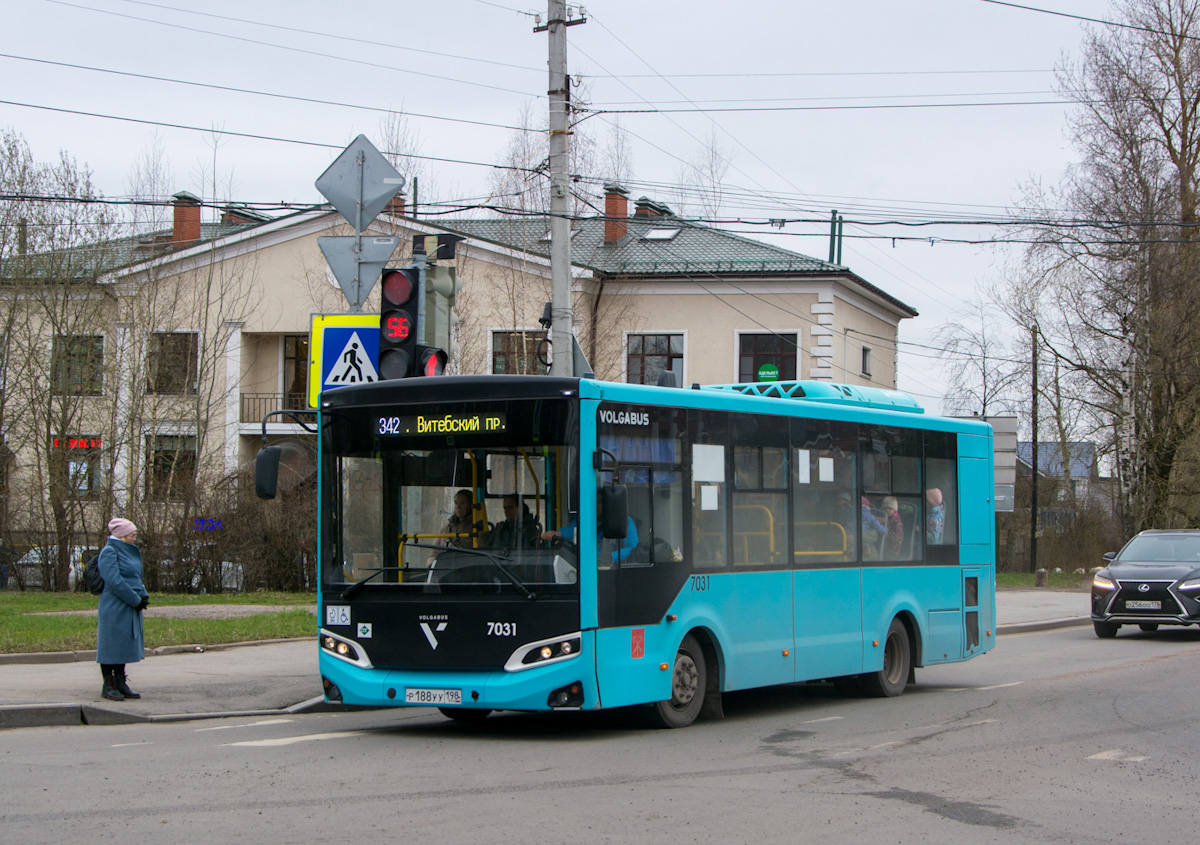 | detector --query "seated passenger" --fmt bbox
[881,495,904,559]
[925,488,945,545]
[428,489,479,561]
[485,494,540,550]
